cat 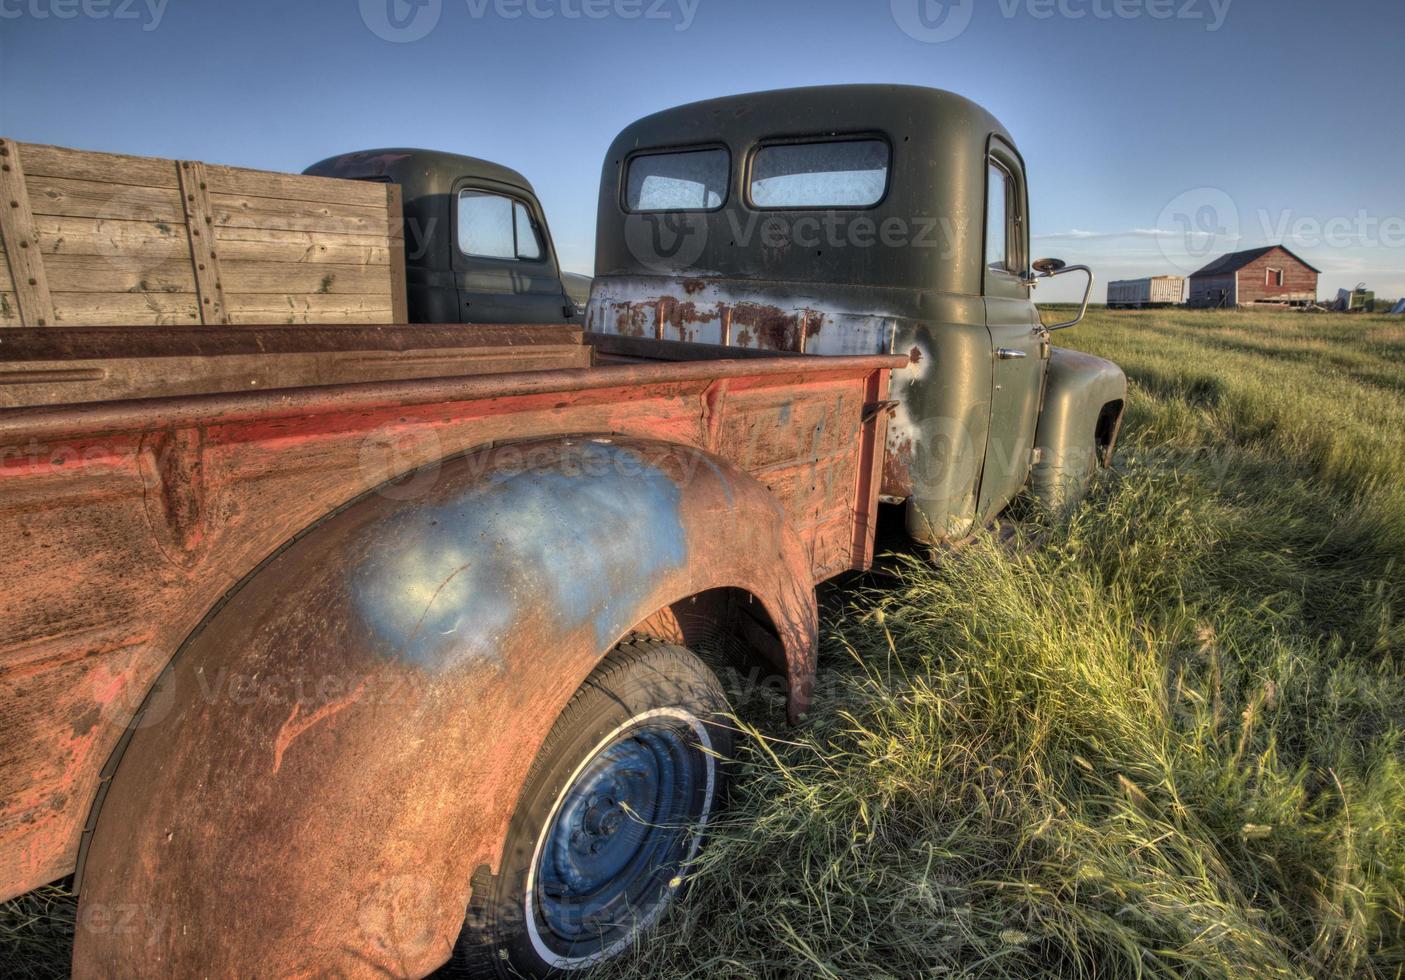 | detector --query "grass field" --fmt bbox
[3,308,1403,978]
[595,307,1405,980]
